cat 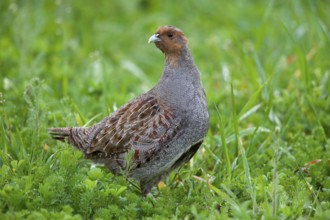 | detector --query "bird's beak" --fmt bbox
[148,33,161,43]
